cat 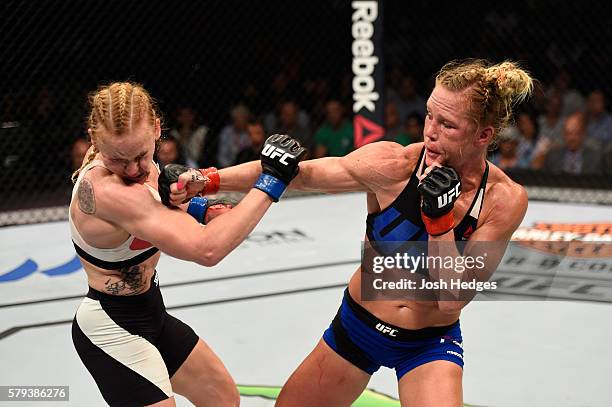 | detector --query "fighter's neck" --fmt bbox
[451,157,487,192]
